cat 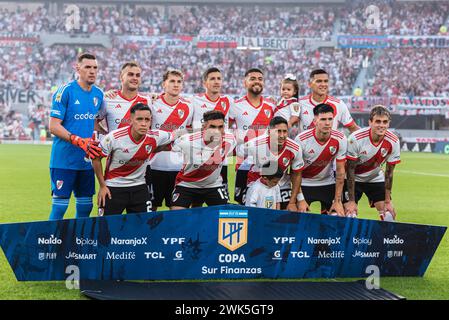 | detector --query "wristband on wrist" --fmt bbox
[296,193,305,202]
